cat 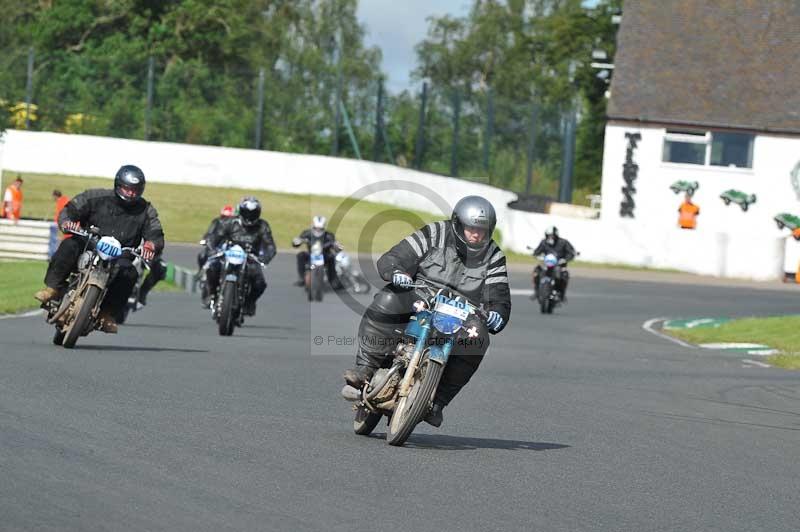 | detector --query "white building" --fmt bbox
[597,0,800,279]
